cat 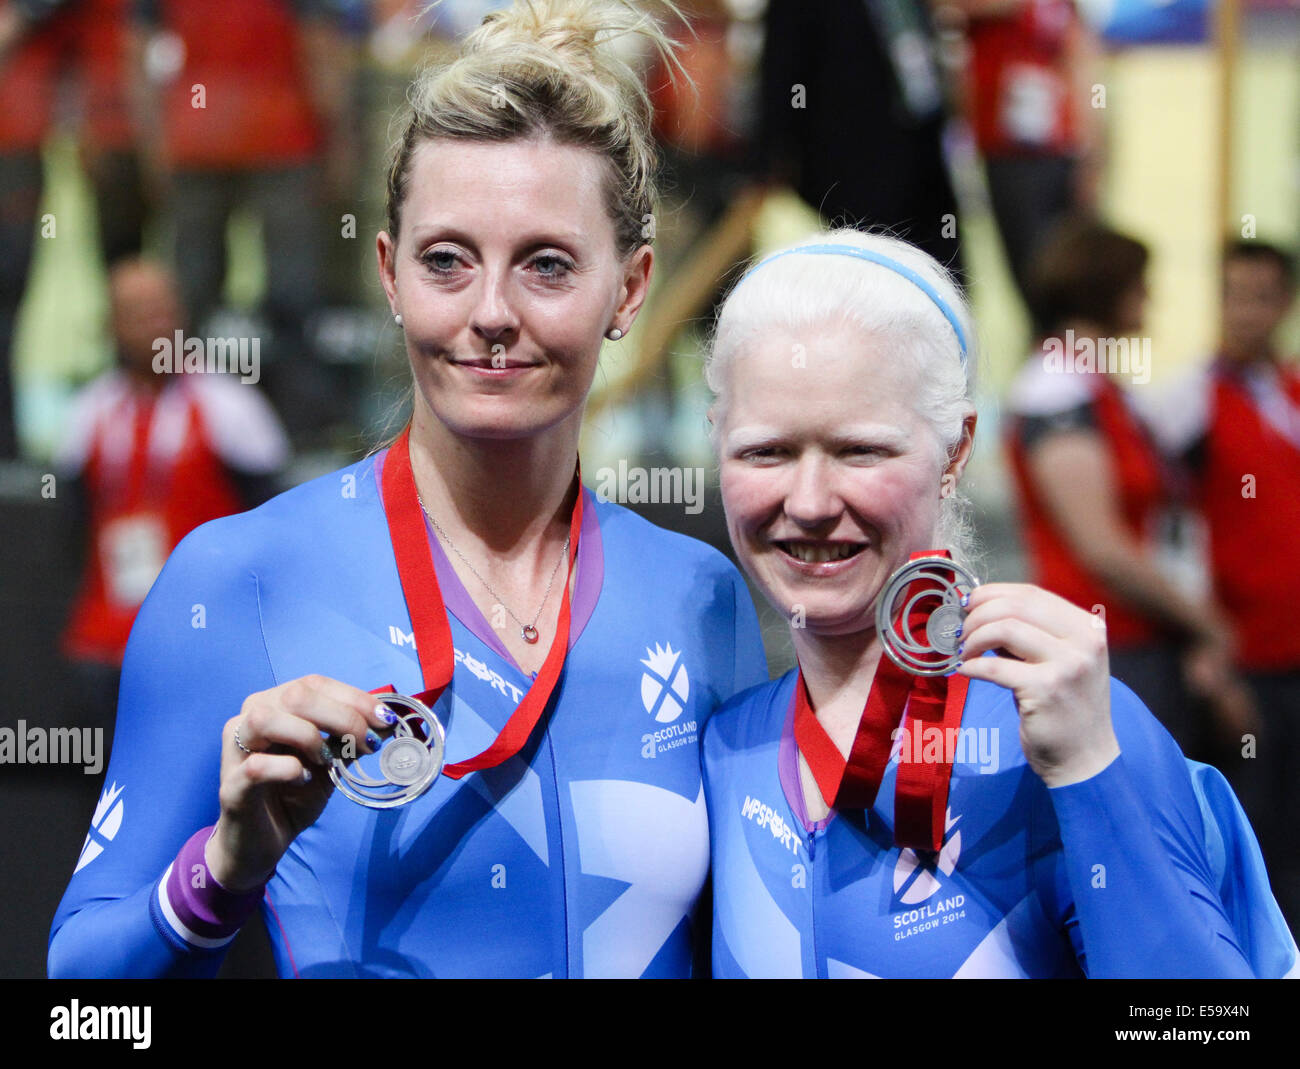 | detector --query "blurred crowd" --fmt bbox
[1,0,1296,934]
